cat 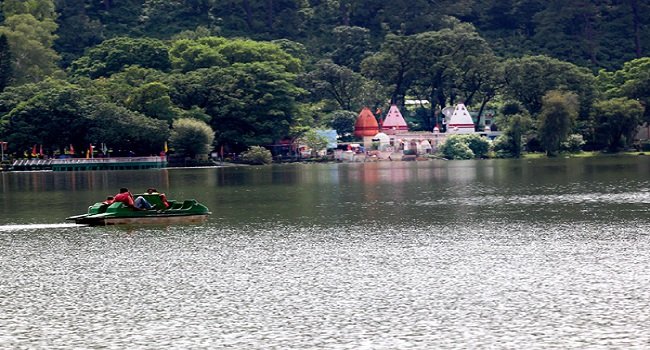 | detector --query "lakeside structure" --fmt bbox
[336,103,500,161]
[10,156,167,171]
